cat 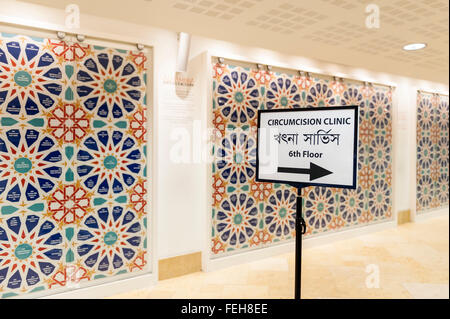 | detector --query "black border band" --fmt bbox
[255,105,359,190]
